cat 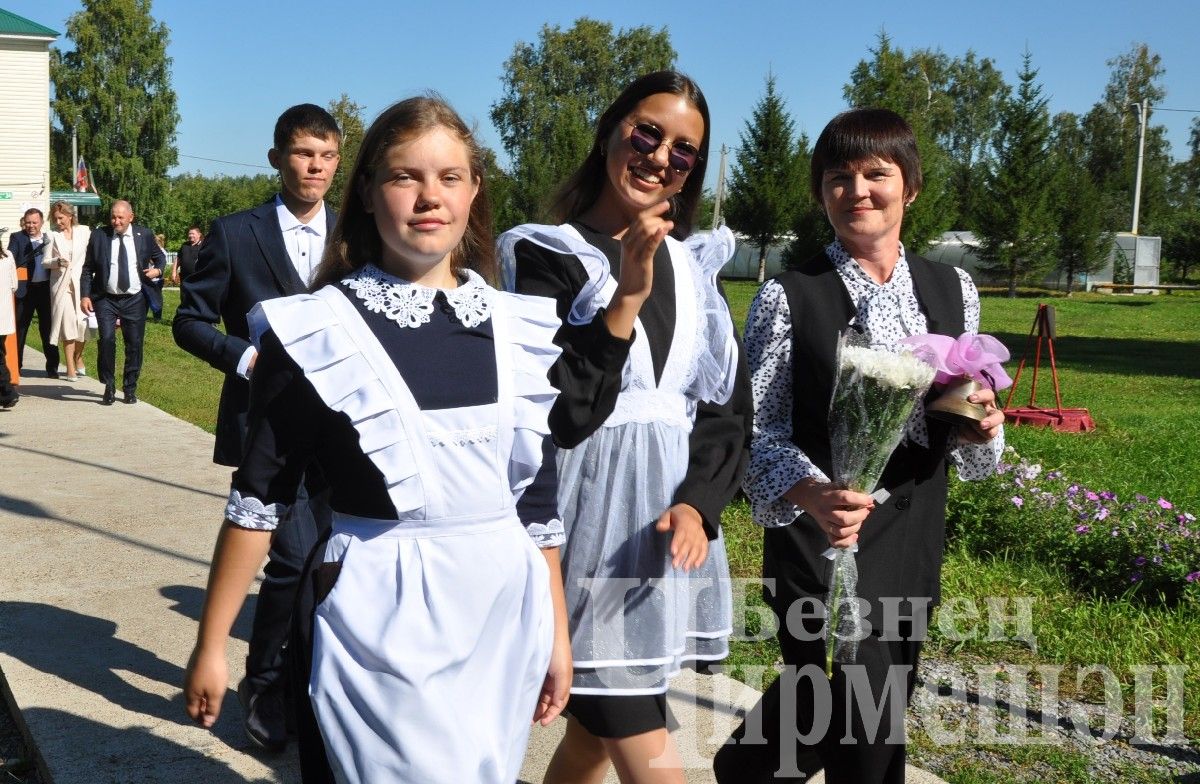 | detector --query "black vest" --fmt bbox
[763,251,965,634]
